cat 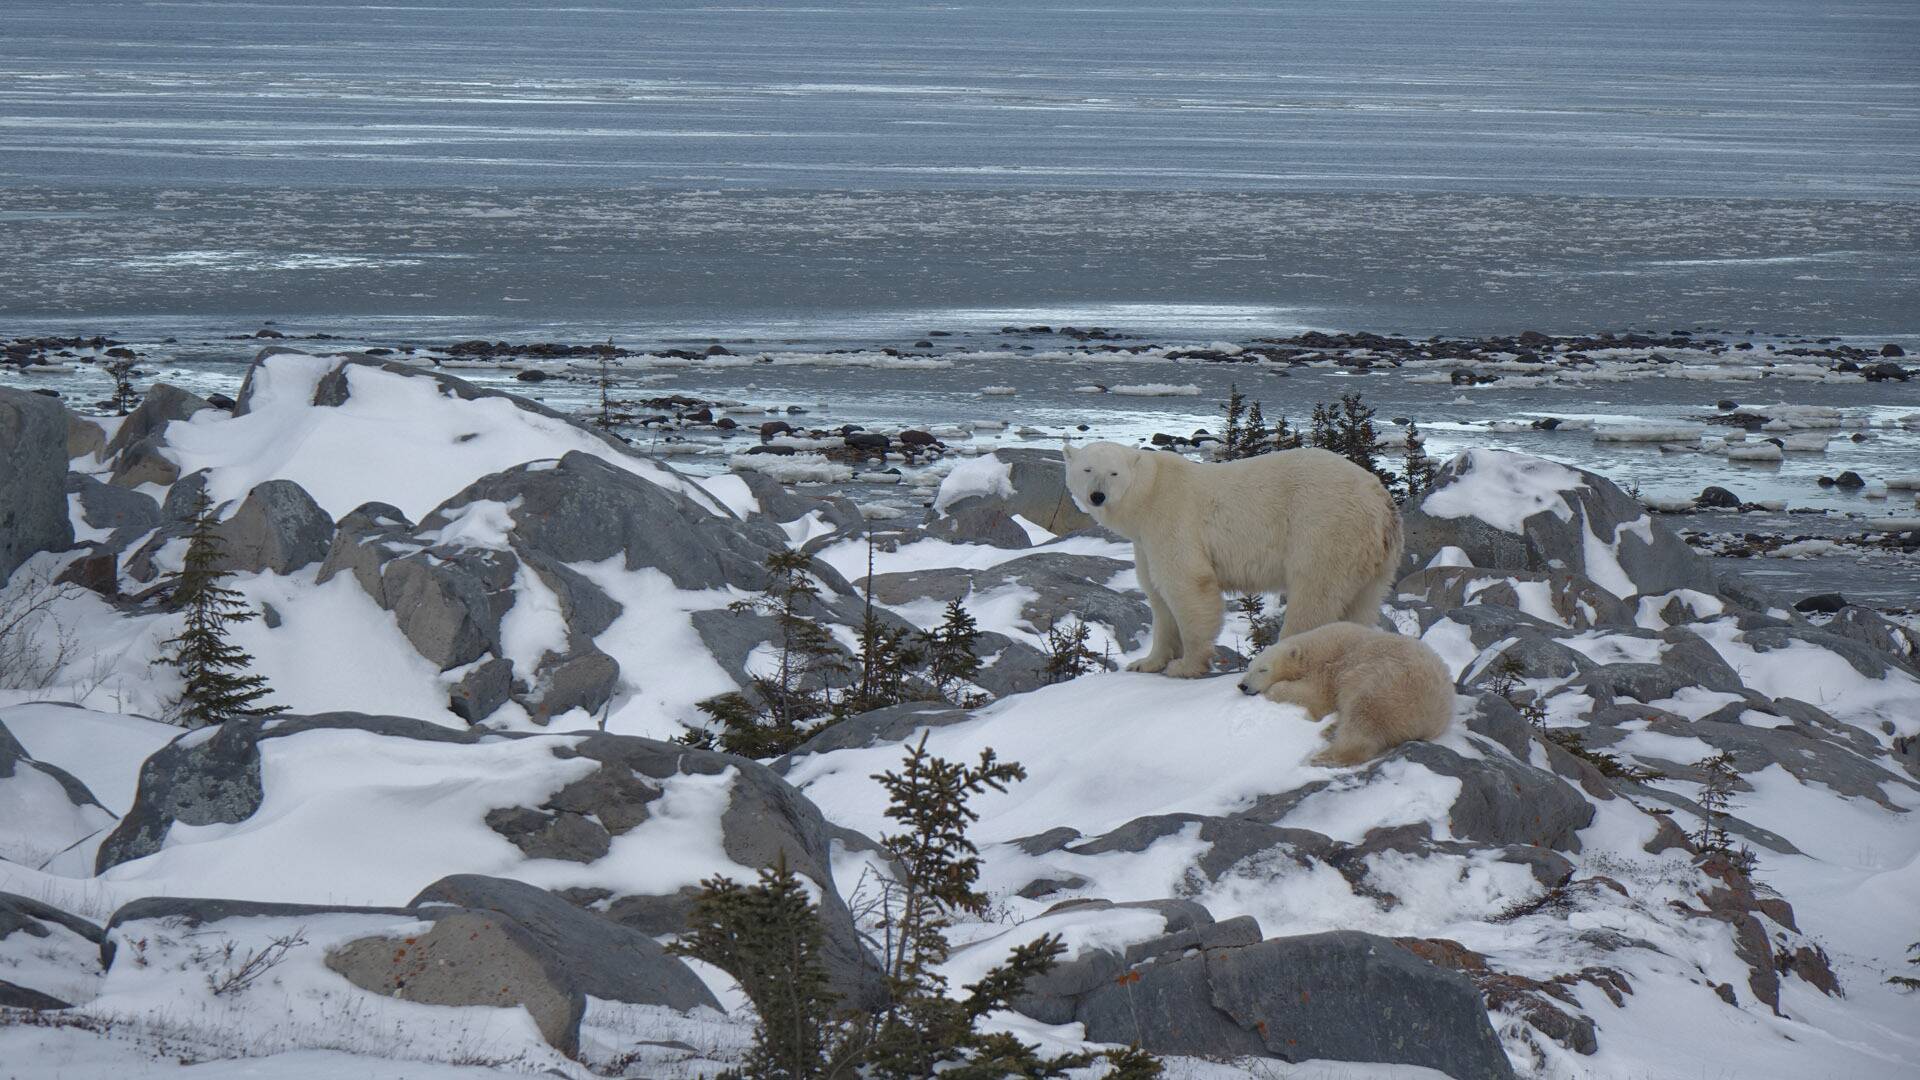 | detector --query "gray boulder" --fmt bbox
[105,383,212,488]
[66,473,160,547]
[940,448,1095,535]
[1025,929,1515,1078]
[1403,450,1716,598]
[380,546,517,671]
[315,502,422,599]
[0,387,75,581]
[217,479,336,574]
[66,413,106,460]
[924,505,1032,549]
